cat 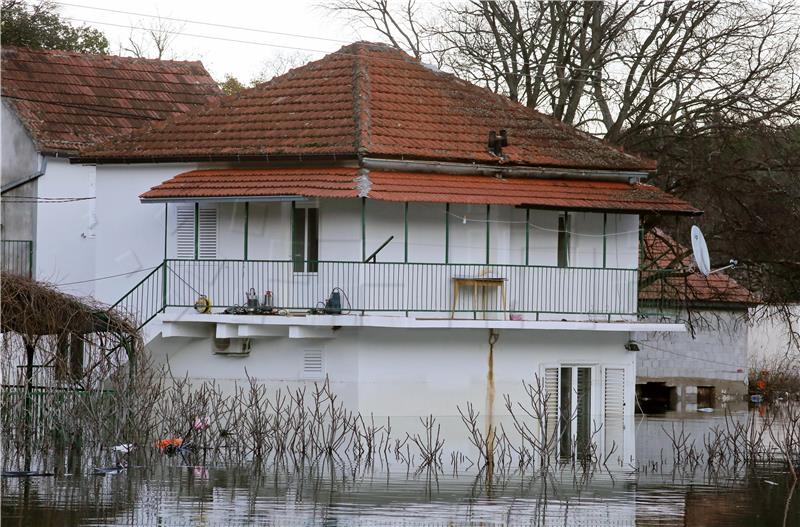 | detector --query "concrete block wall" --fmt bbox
[634,309,749,394]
